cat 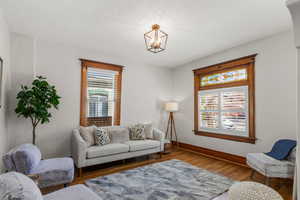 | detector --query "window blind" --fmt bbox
[86,68,120,127]
[198,86,248,137]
